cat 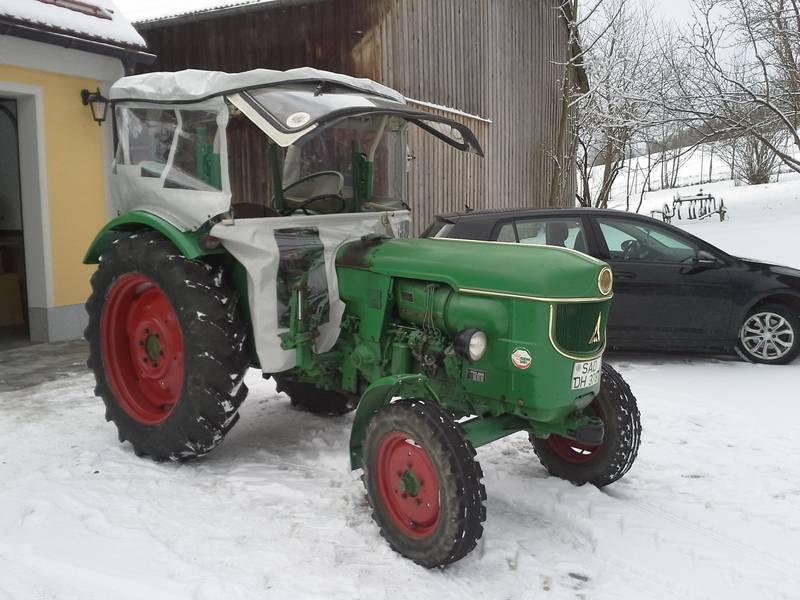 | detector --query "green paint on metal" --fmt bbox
[400,471,421,496]
[351,145,371,211]
[337,237,611,471]
[338,237,608,301]
[145,335,161,361]
[83,211,223,264]
[349,374,439,470]
[460,414,531,448]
